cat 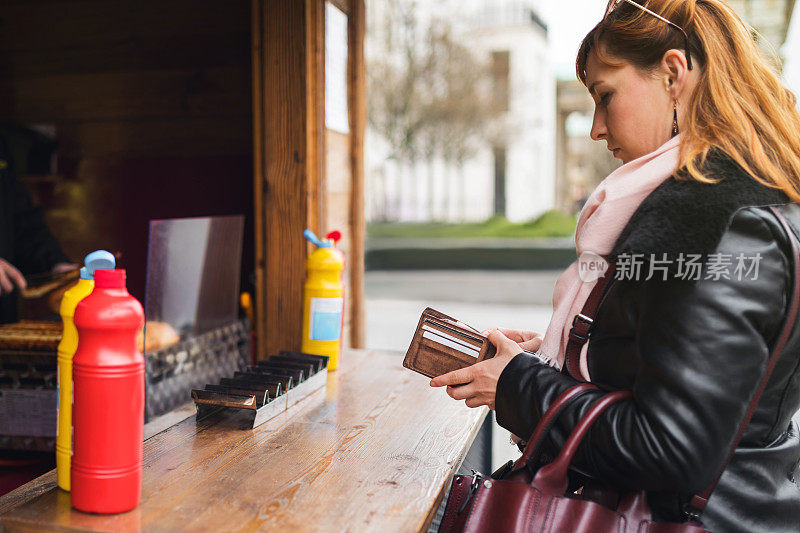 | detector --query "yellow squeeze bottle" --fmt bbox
[301,229,345,370]
[56,250,115,491]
